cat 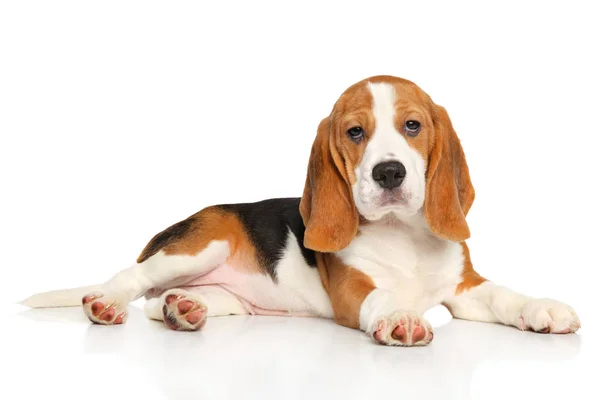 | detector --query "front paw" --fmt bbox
[520,299,580,334]
[368,311,433,346]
